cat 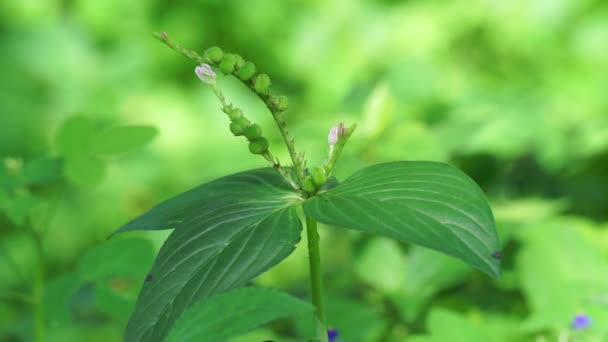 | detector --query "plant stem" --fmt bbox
[305,216,327,342]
